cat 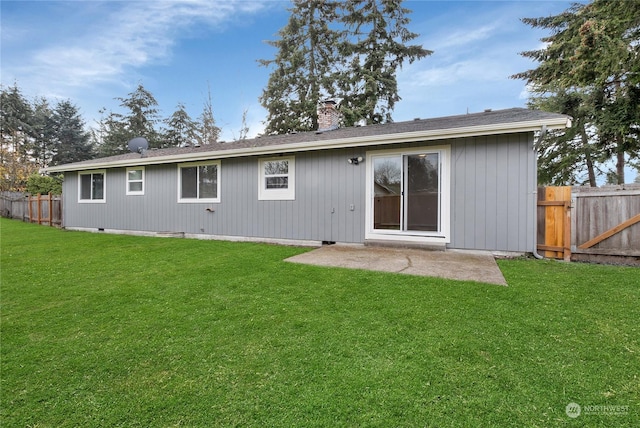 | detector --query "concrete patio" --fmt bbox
[285,244,508,286]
